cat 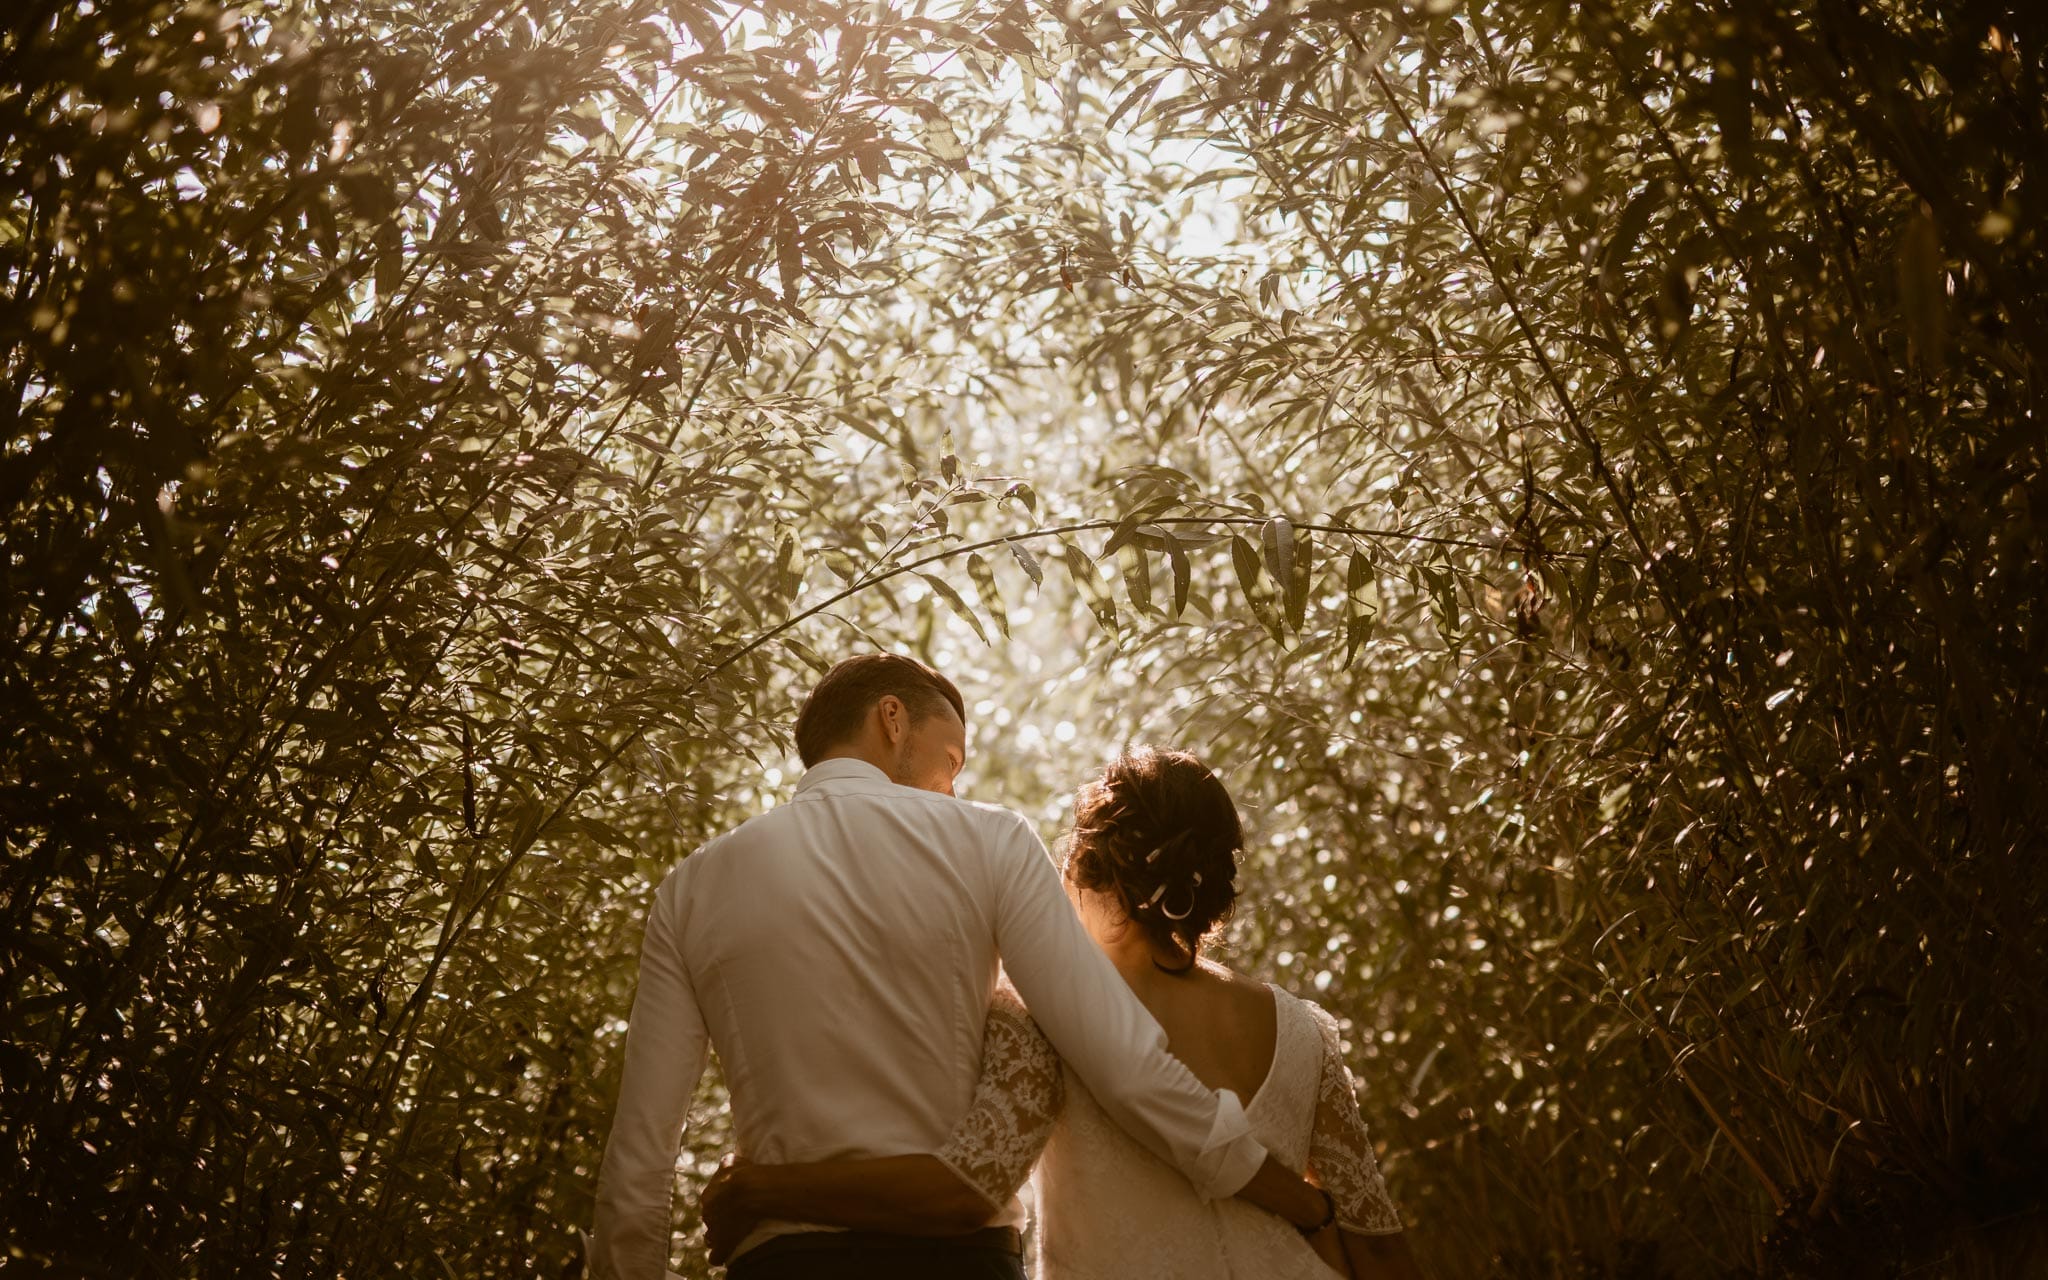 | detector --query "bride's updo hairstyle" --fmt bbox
[1064,747,1244,973]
